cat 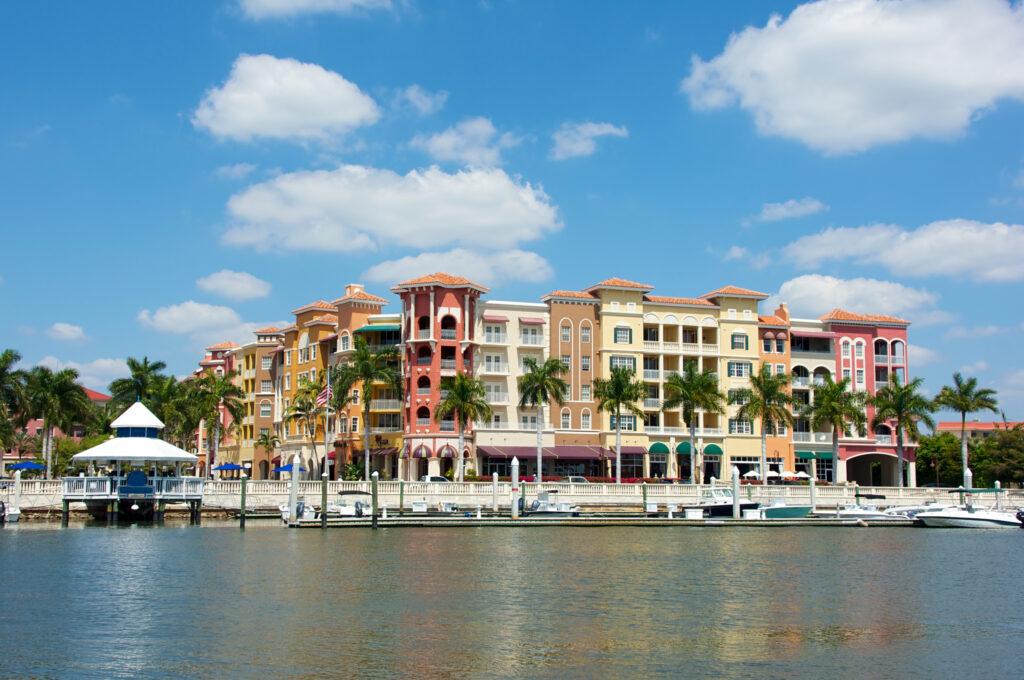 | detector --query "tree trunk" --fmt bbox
[458,418,465,483]
[535,400,543,483]
[832,424,839,485]
[960,412,968,488]
[896,428,905,488]
[44,423,51,479]
[689,416,697,485]
[615,404,622,484]
[363,401,371,482]
[211,413,220,480]
[760,420,767,485]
